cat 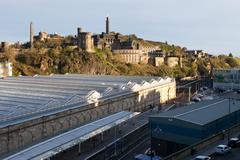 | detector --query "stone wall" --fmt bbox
[0,62,12,77]
[116,52,141,64]
[155,57,165,66]
[165,57,179,68]
[0,42,10,52]
[0,81,176,156]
